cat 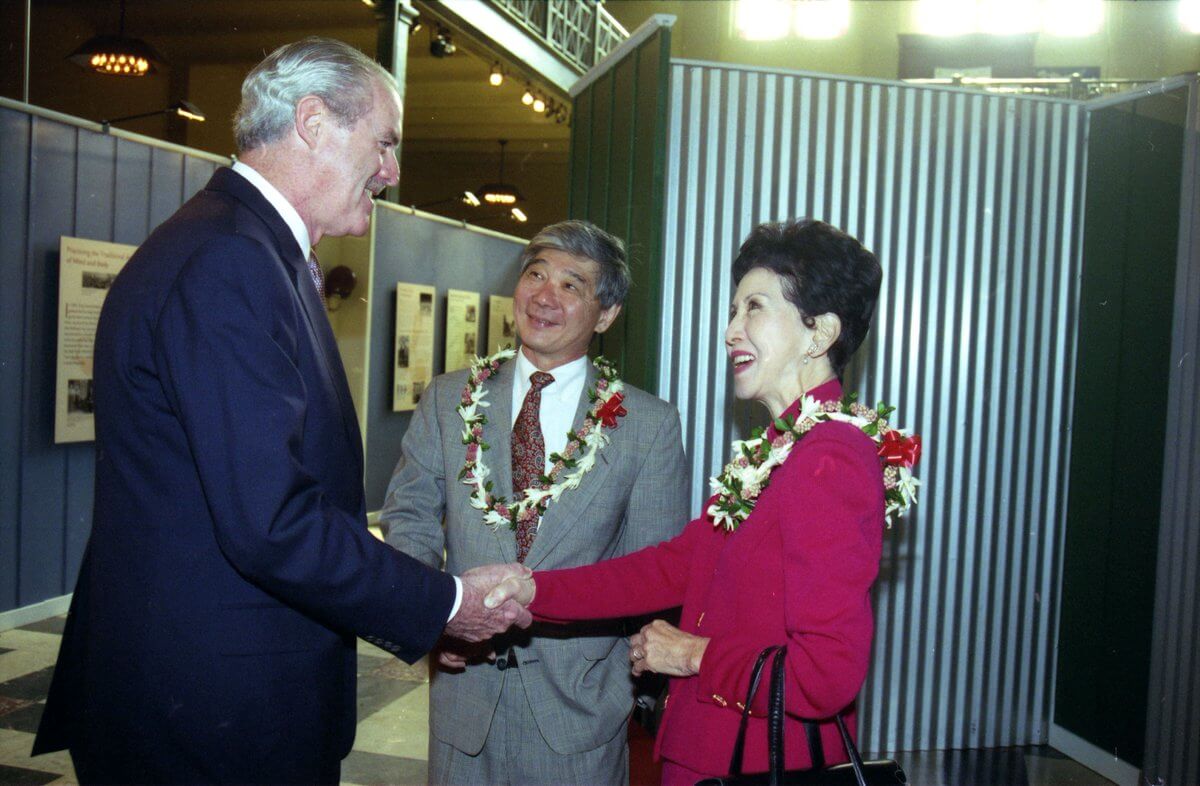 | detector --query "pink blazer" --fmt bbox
[530,379,885,777]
